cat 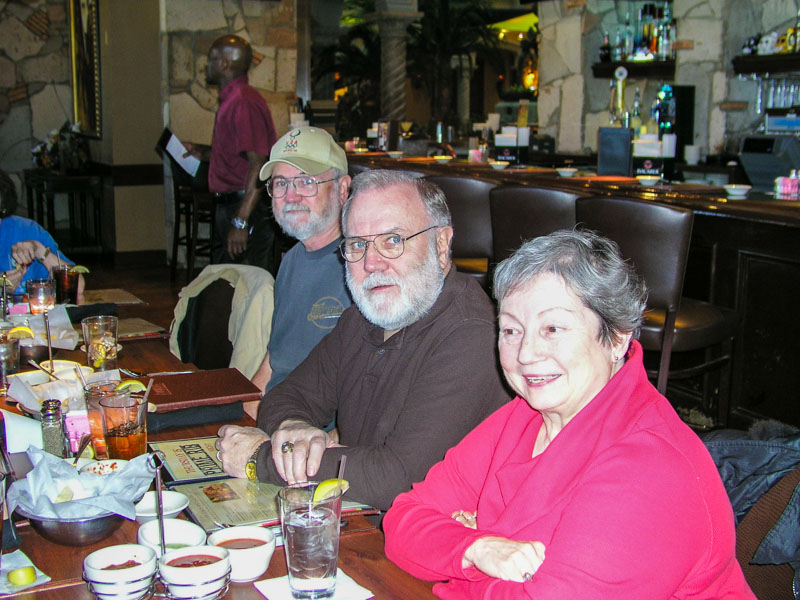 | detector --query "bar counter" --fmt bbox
[349,152,800,429]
